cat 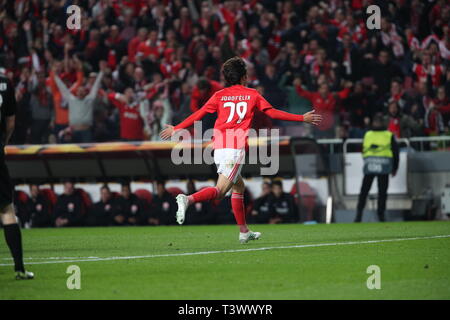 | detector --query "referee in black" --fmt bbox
[0,71,34,279]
